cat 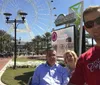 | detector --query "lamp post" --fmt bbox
[4,11,27,69]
